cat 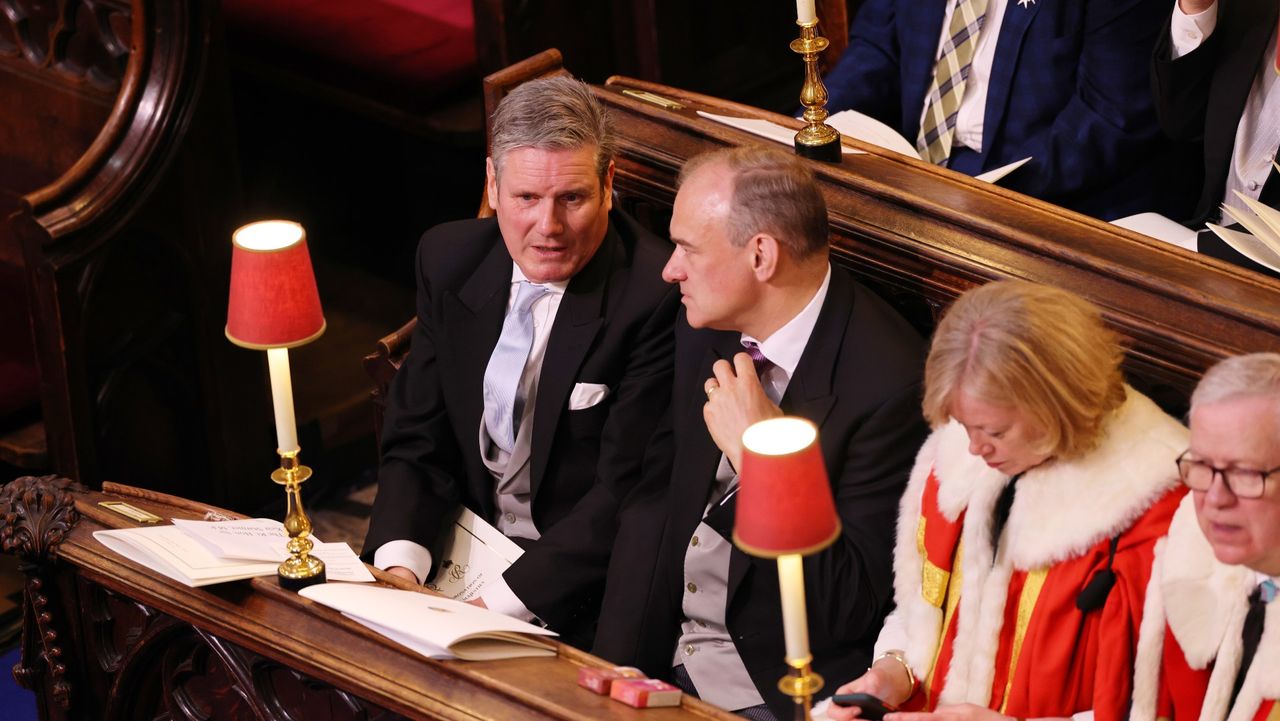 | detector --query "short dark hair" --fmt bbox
[679,146,829,258]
